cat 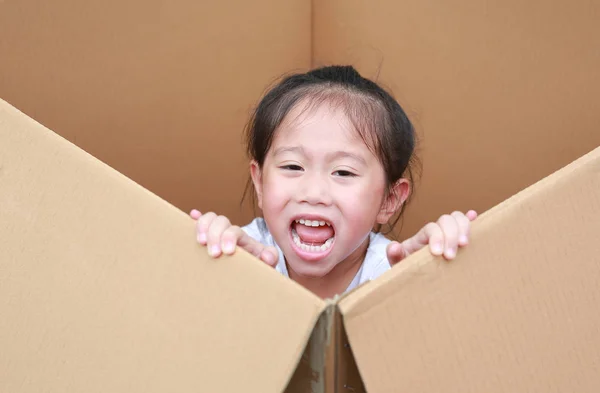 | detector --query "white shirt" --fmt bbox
[241,217,393,293]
